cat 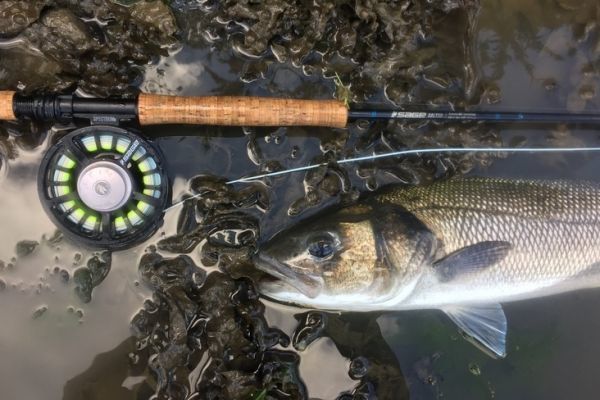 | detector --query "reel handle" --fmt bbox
[137,93,348,128]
